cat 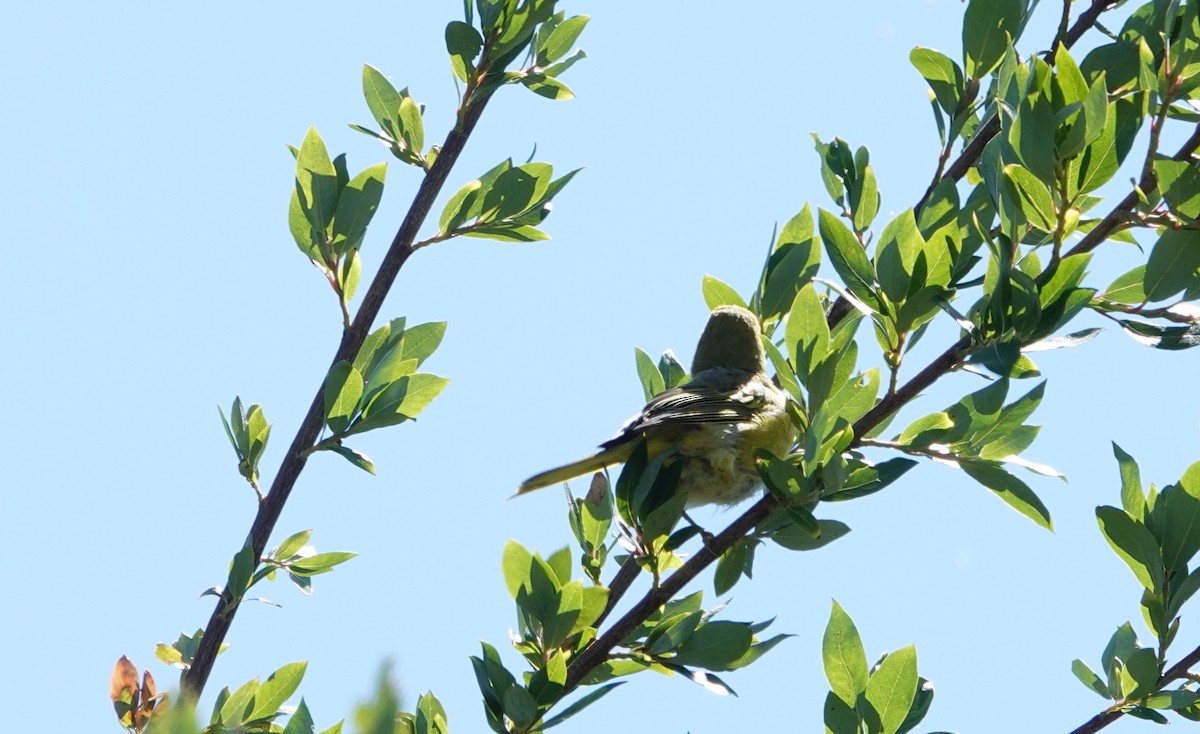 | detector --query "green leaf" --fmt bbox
[481,162,553,221]
[446,21,484,83]
[1002,164,1056,231]
[824,690,860,734]
[397,96,424,157]
[674,621,755,671]
[362,65,403,140]
[274,529,312,561]
[828,458,918,501]
[501,540,534,600]
[759,206,821,323]
[875,209,925,305]
[462,224,550,242]
[1113,443,1146,519]
[645,610,703,655]
[282,699,316,734]
[331,164,387,257]
[864,646,918,734]
[219,678,260,728]
[819,209,878,308]
[1154,157,1200,221]
[1144,228,1200,302]
[400,322,447,368]
[769,518,851,551]
[323,361,364,435]
[327,445,375,474]
[1096,506,1164,593]
[539,15,588,64]
[910,47,964,115]
[501,686,538,730]
[249,662,307,722]
[658,350,687,389]
[823,600,868,706]
[963,0,1023,78]
[787,283,831,385]
[1010,62,1057,185]
[852,164,880,232]
[1120,647,1161,699]
[714,541,750,596]
[439,179,483,235]
[353,374,450,434]
[1071,101,1120,196]
[521,74,576,101]
[289,551,357,576]
[1159,461,1200,572]
[960,461,1053,530]
[1071,659,1111,699]
[294,127,339,237]
[1117,319,1200,350]
[702,275,748,310]
[227,540,256,599]
[540,683,624,729]
[634,347,666,402]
